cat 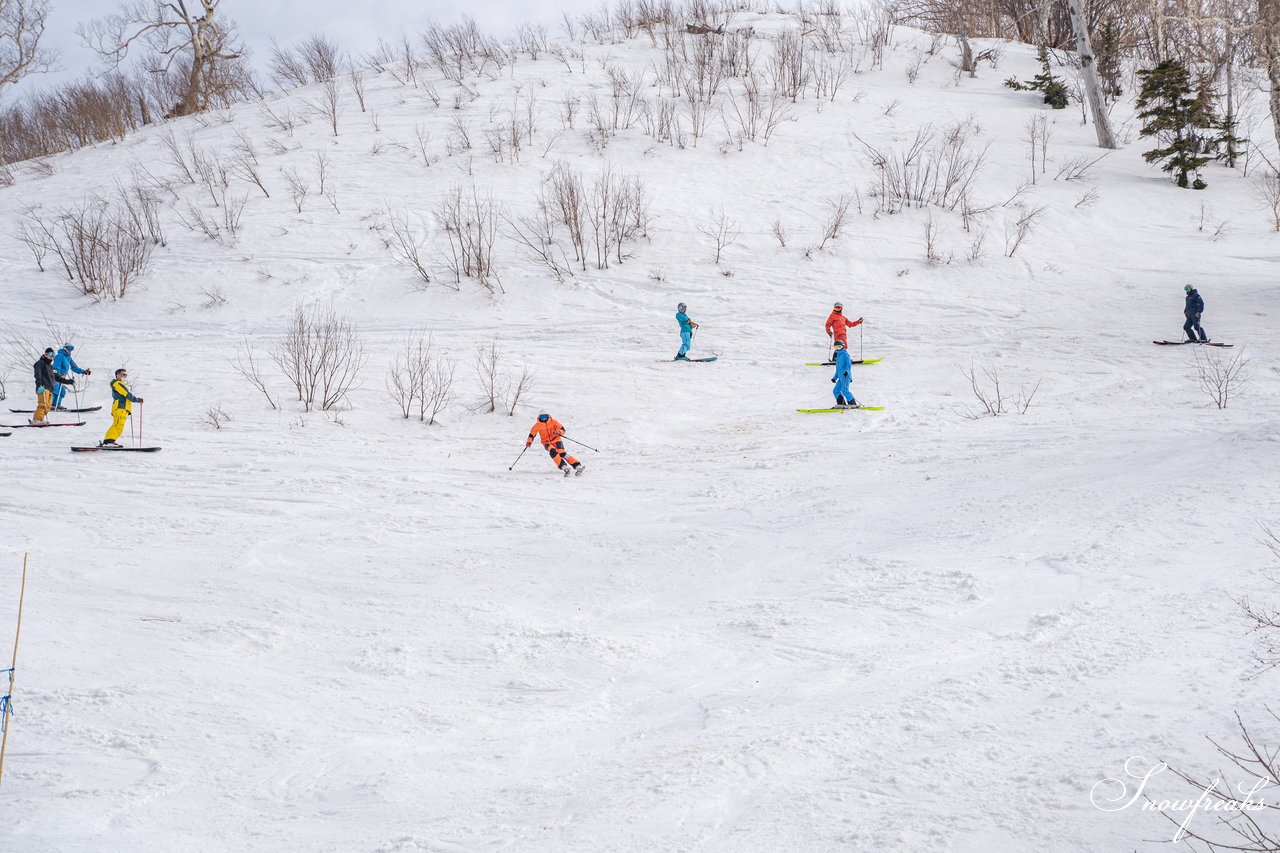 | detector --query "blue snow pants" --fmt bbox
[1183,314,1207,342]
[678,329,692,357]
